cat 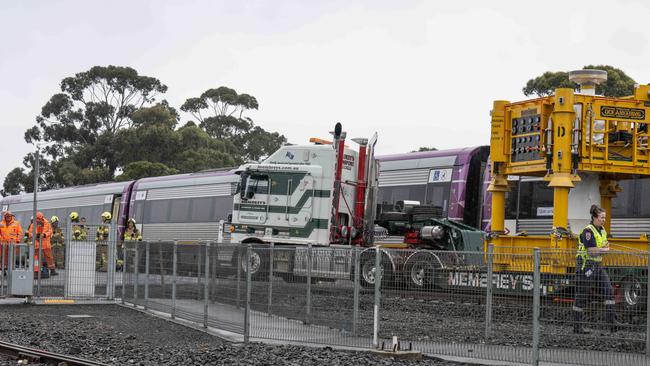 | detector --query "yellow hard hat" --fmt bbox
[101,211,112,221]
[128,218,136,225]
[69,212,79,221]
[51,216,59,223]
